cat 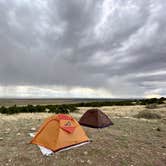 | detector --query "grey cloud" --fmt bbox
[0,0,166,97]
